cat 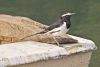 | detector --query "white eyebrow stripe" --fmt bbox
[62,13,72,17]
[62,13,75,17]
